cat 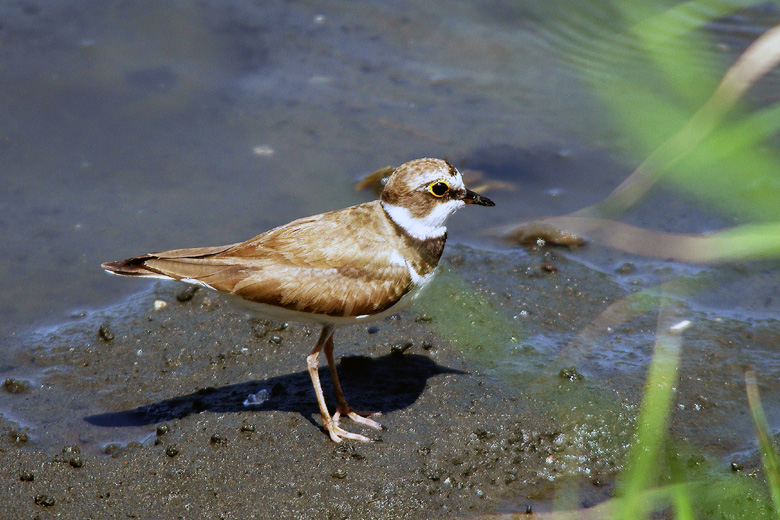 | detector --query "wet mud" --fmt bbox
[3,244,778,518]
[0,245,599,519]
